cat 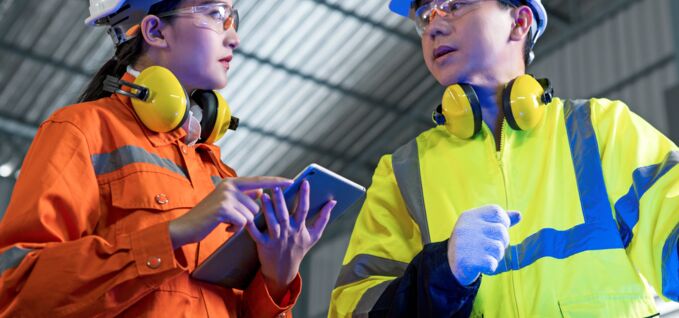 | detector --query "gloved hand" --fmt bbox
[447,205,521,286]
